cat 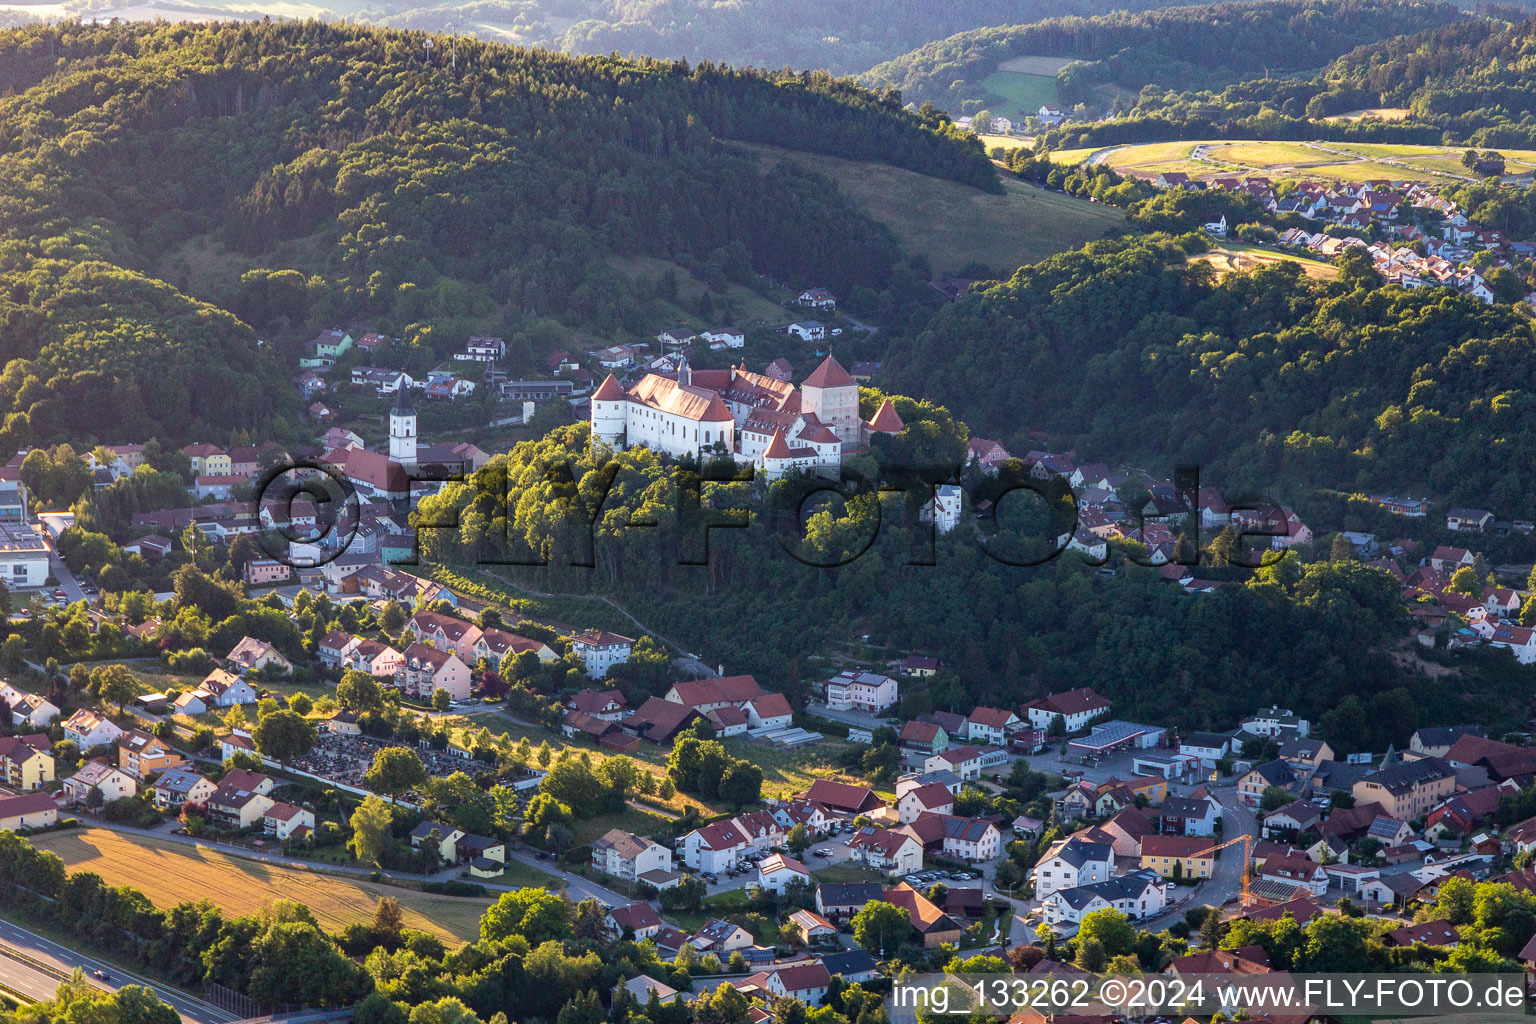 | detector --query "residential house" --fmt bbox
[1140,835,1216,880]
[815,882,884,925]
[786,909,838,946]
[1158,795,1220,836]
[264,802,315,841]
[1041,870,1170,925]
[396,643,473,701]
[409,821,465,862]
[226,636,292,676]
[824,671,898,712]
[900,720,948,755]
[0,736,52,791]
[62,709,124,750]
[897,782,955,823]
[1032,837,1114,897]
[766,963,831,1005]
[205,769,276,830]
[607,903,663,941]
[570,630,634,677]
[798,780,884,816]
[681,820,749,873]
[591,828,673,882]
[1238,761,1297,806]
[1352,758,1457,820]
[880,883,961,948]
[151,767,217,811]
[1385,919,1460,947]
[563,690,628,722]
[1446,508,1494,533]
[665,676,765,713]
[966,706,1021,745]
[690,918,753,953]
[63,759,137,805]
[902,812,1001,862]
[1022,688,1111,732]
[0,686,58,729]
[0,791,58,831]
[758,853,812,894]
[1261,854,1329,896]
[848,827,924,875]
[117,729,184,780]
